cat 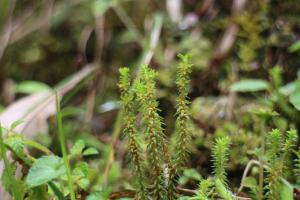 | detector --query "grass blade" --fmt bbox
[55,92,76,200]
